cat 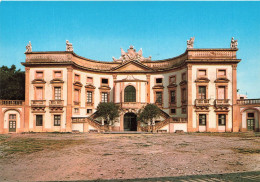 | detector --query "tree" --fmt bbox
[0,65,25,100]
[137,104,161,126]
[95,102,120,126]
